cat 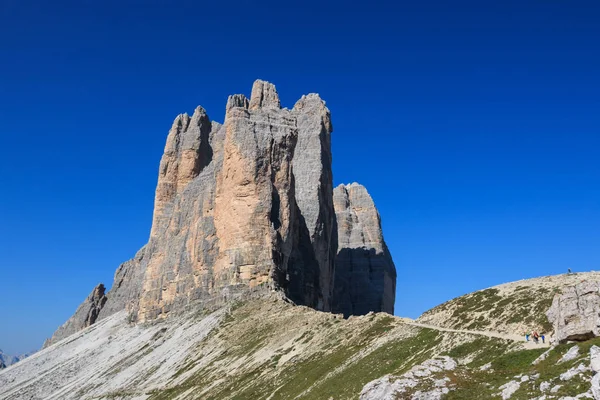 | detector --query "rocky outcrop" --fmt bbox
[43,284,107,347]
[332,183,396,316]
[151,107,213,238]
[45,80,396,345]
[547,281,600,343]
[359,356,457,400]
